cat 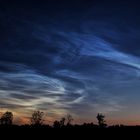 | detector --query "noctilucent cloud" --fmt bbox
[0,0,140,125]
